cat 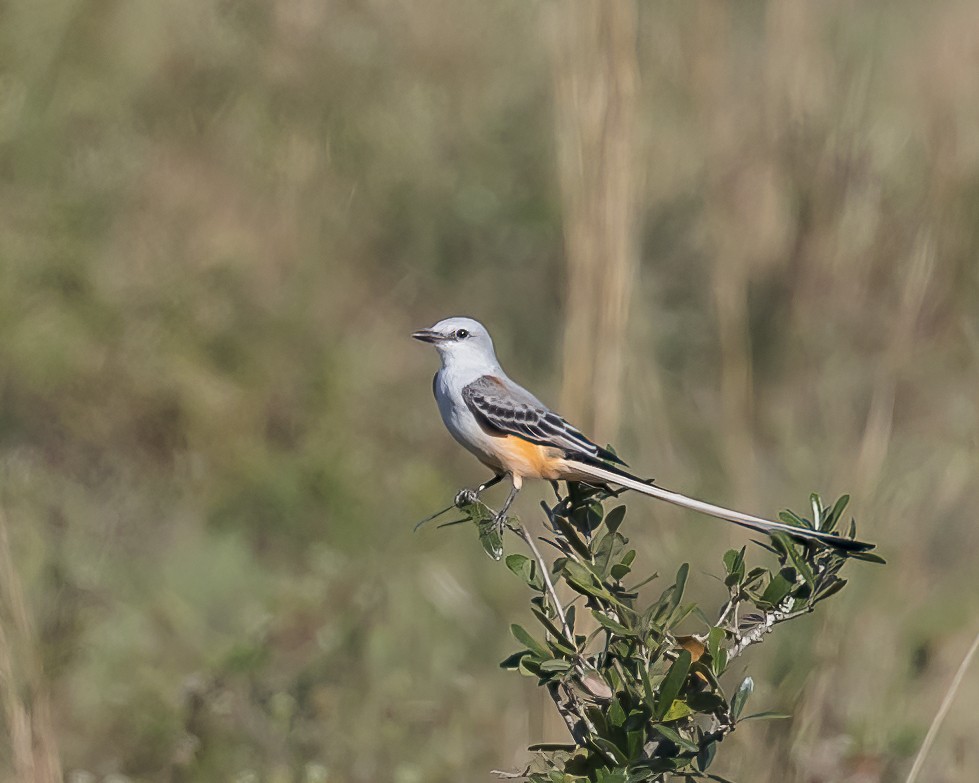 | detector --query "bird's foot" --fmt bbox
[454,488,480,508]
[492,512,507,538]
